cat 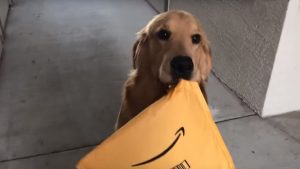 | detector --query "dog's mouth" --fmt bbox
[159,71,194,89]
[166,80,178,89]
[172,71,192,81]
[165,76,192,89]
